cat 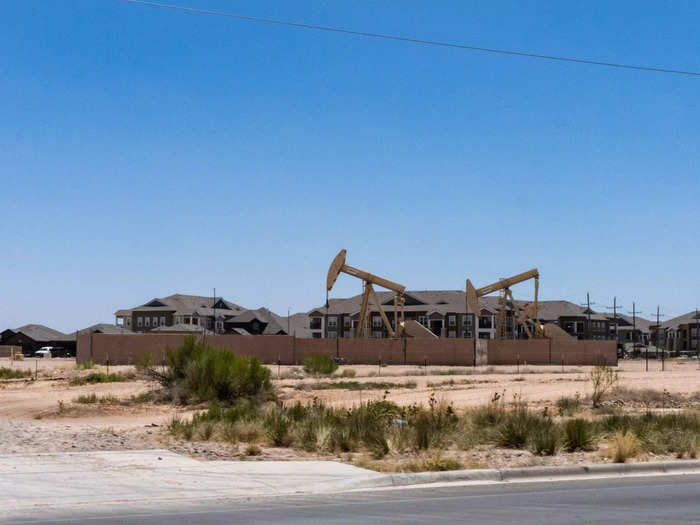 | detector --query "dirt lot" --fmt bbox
[1,357,698,467]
